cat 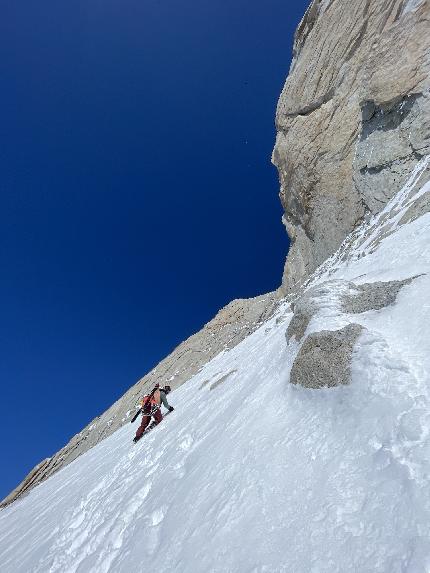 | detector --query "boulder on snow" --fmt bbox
[290,323,364,389]
[341,277,416,314]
